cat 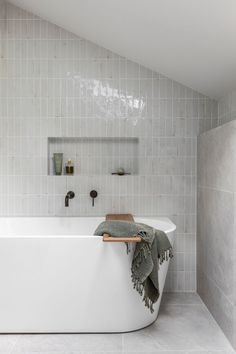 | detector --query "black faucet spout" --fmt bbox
[65,191,75,207]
